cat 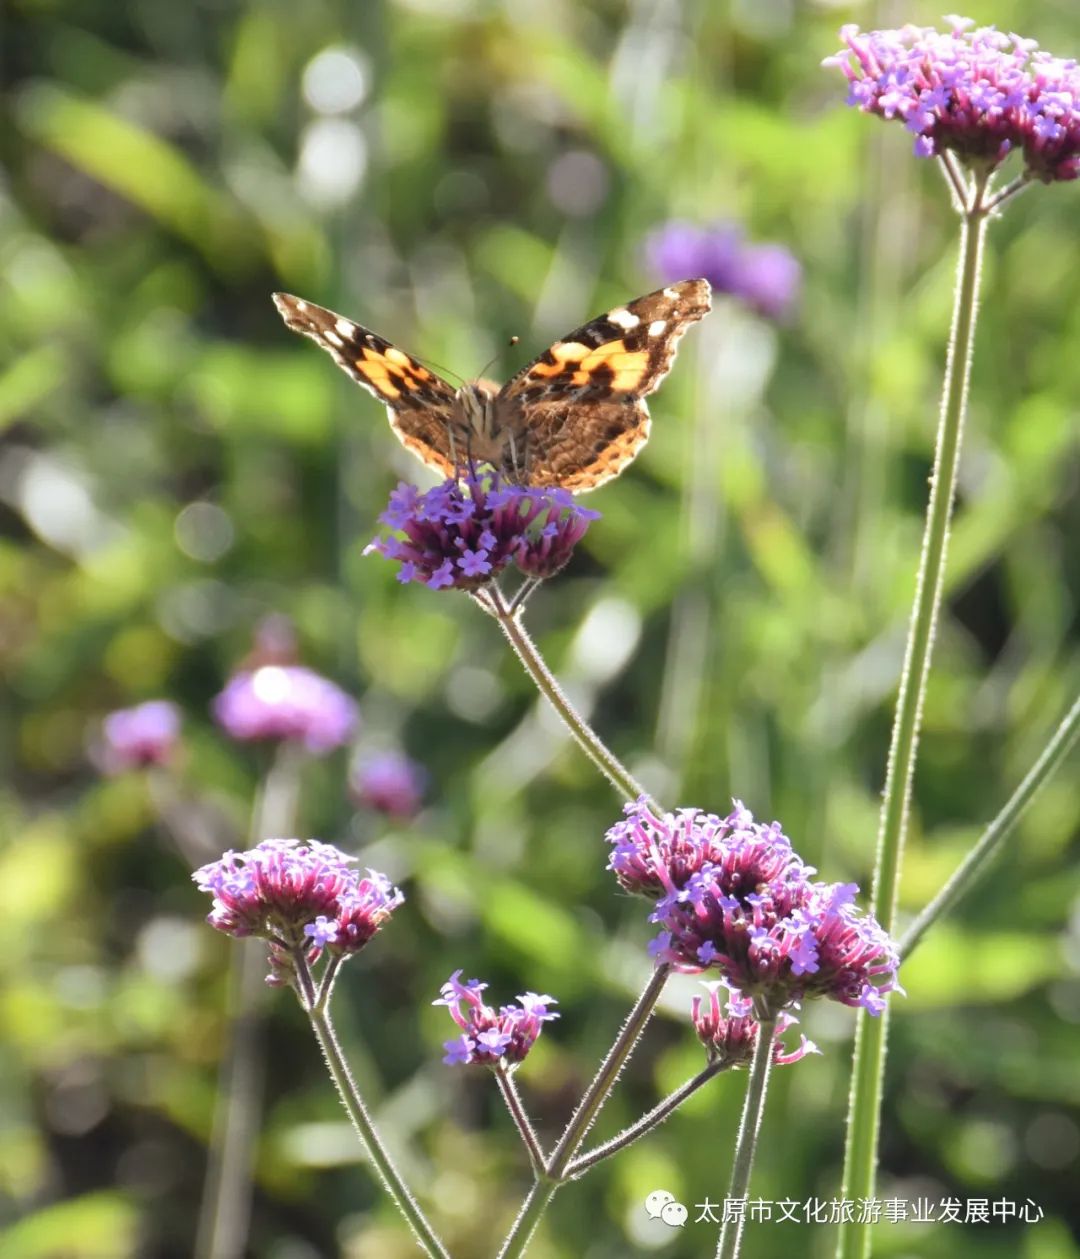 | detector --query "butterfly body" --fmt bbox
[272,279,710,491]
